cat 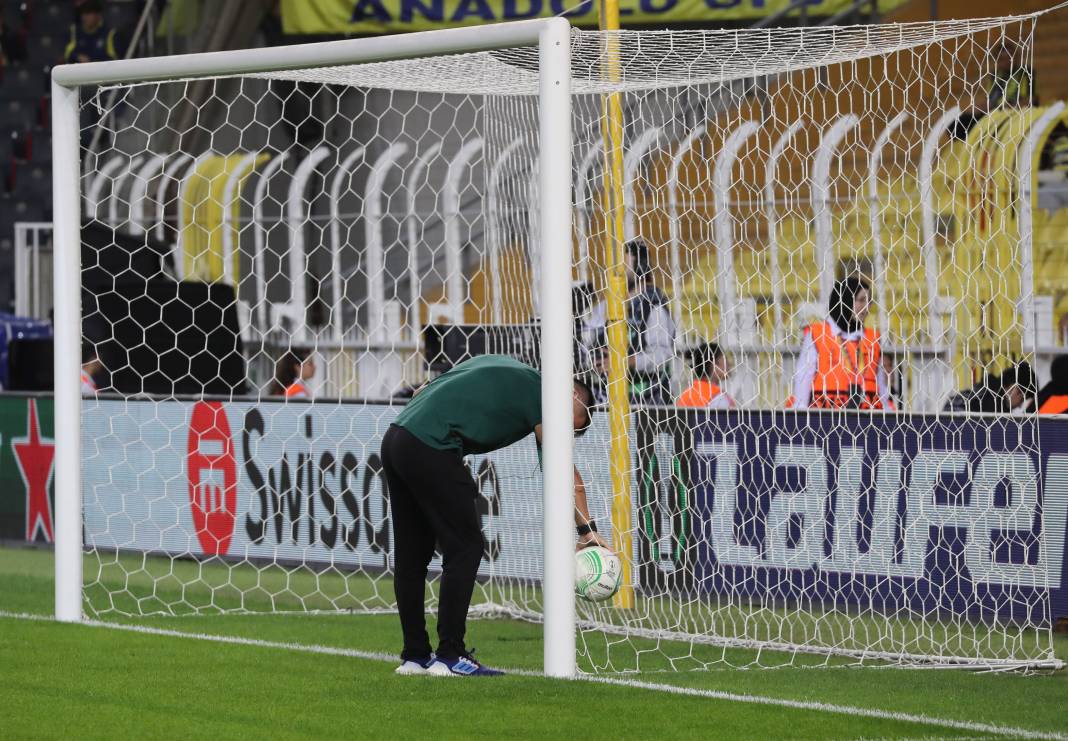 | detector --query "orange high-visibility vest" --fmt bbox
[284,382,309,399]
[1039,394,1068,414]
[808,322,883,409]
[677,379,725,408]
